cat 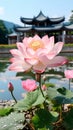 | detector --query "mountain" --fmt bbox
[0,19,21,44]
[2,20,20,32]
